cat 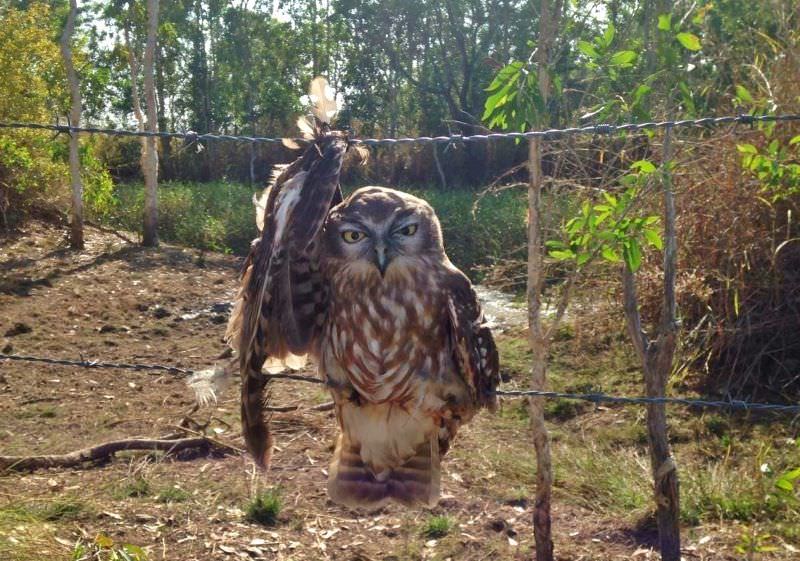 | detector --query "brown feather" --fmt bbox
[227,126,350,468]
